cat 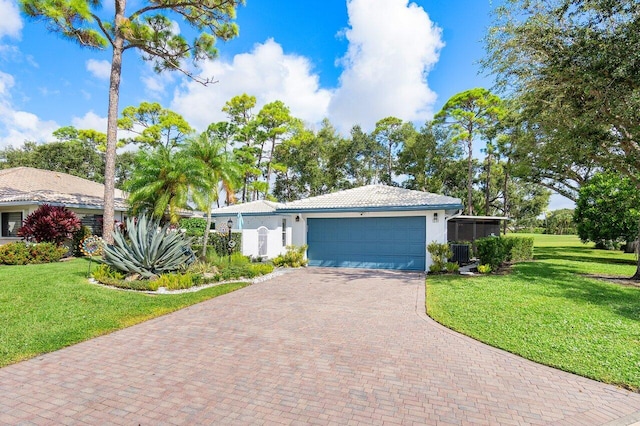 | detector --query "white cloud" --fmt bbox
[0,71,58,147]
[171,39,332,131]
[329,0,444,132]
[72,111,107,133]
[86,59,111,80]
[0,0,23,40]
